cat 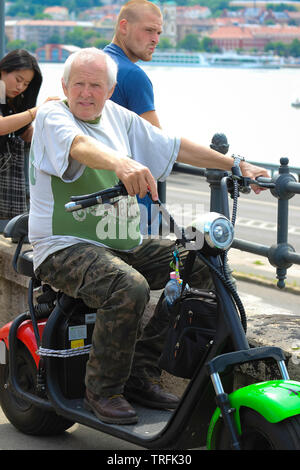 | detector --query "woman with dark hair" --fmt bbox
[0,49,58,220]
